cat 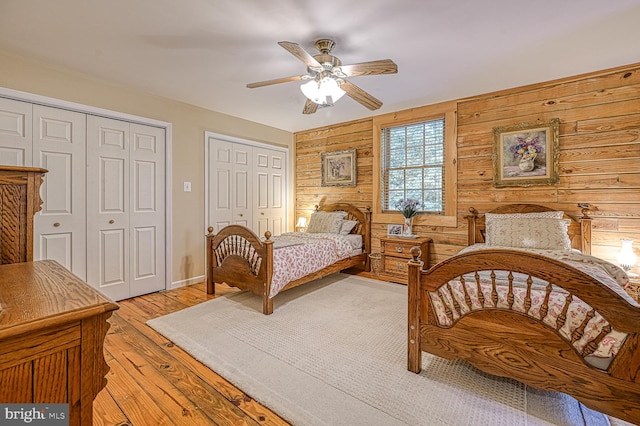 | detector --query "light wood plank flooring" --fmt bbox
[93,282,290,426]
